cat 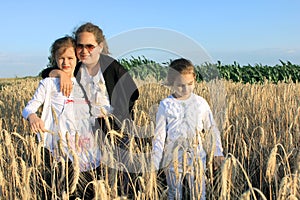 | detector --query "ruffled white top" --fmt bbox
[152,93,223,170]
